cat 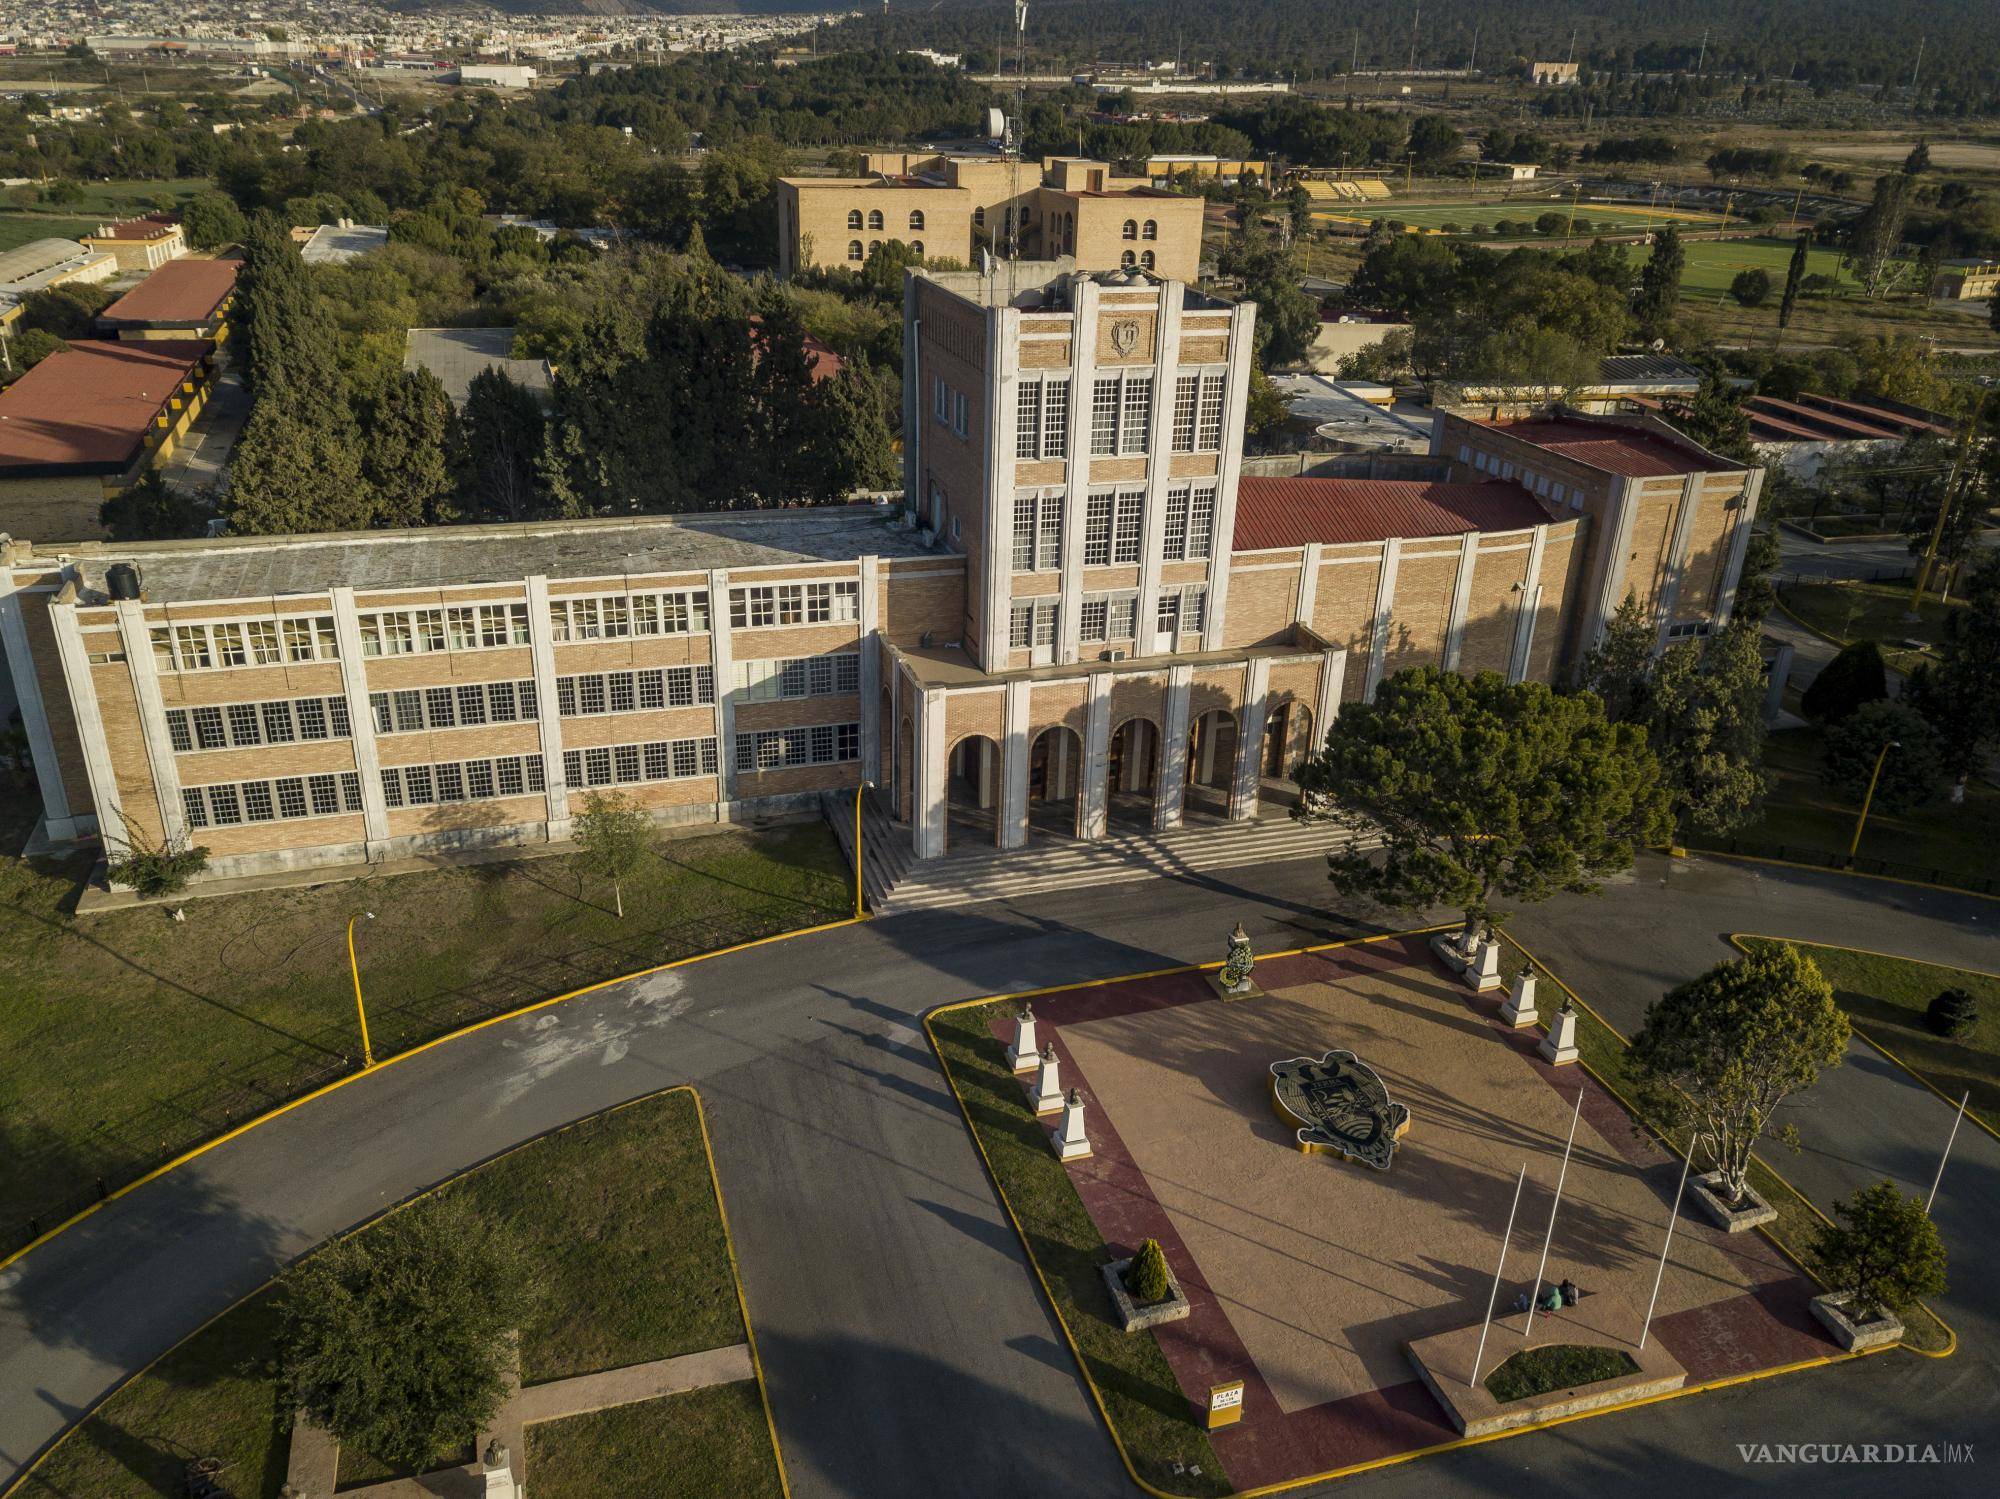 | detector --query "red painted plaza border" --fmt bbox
[995,936,1838,1493]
